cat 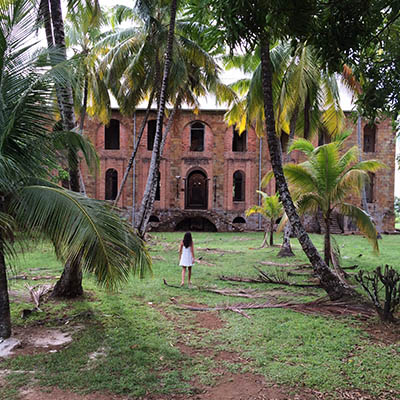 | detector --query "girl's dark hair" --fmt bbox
[183,232,192,248]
